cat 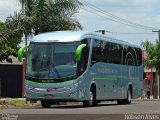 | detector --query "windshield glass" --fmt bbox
[26,42,79,81]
